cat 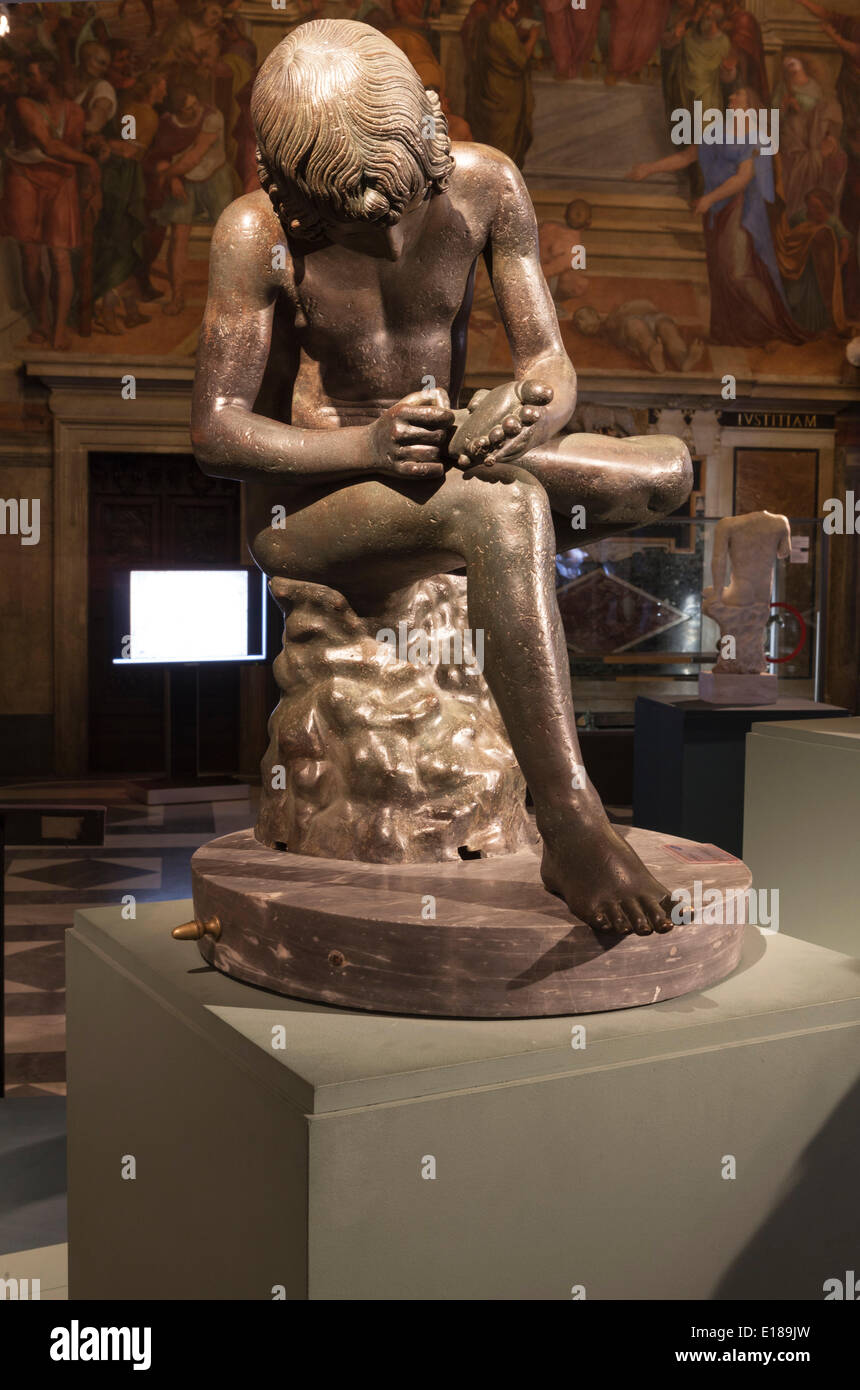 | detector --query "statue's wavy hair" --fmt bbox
[251,19,454,241]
